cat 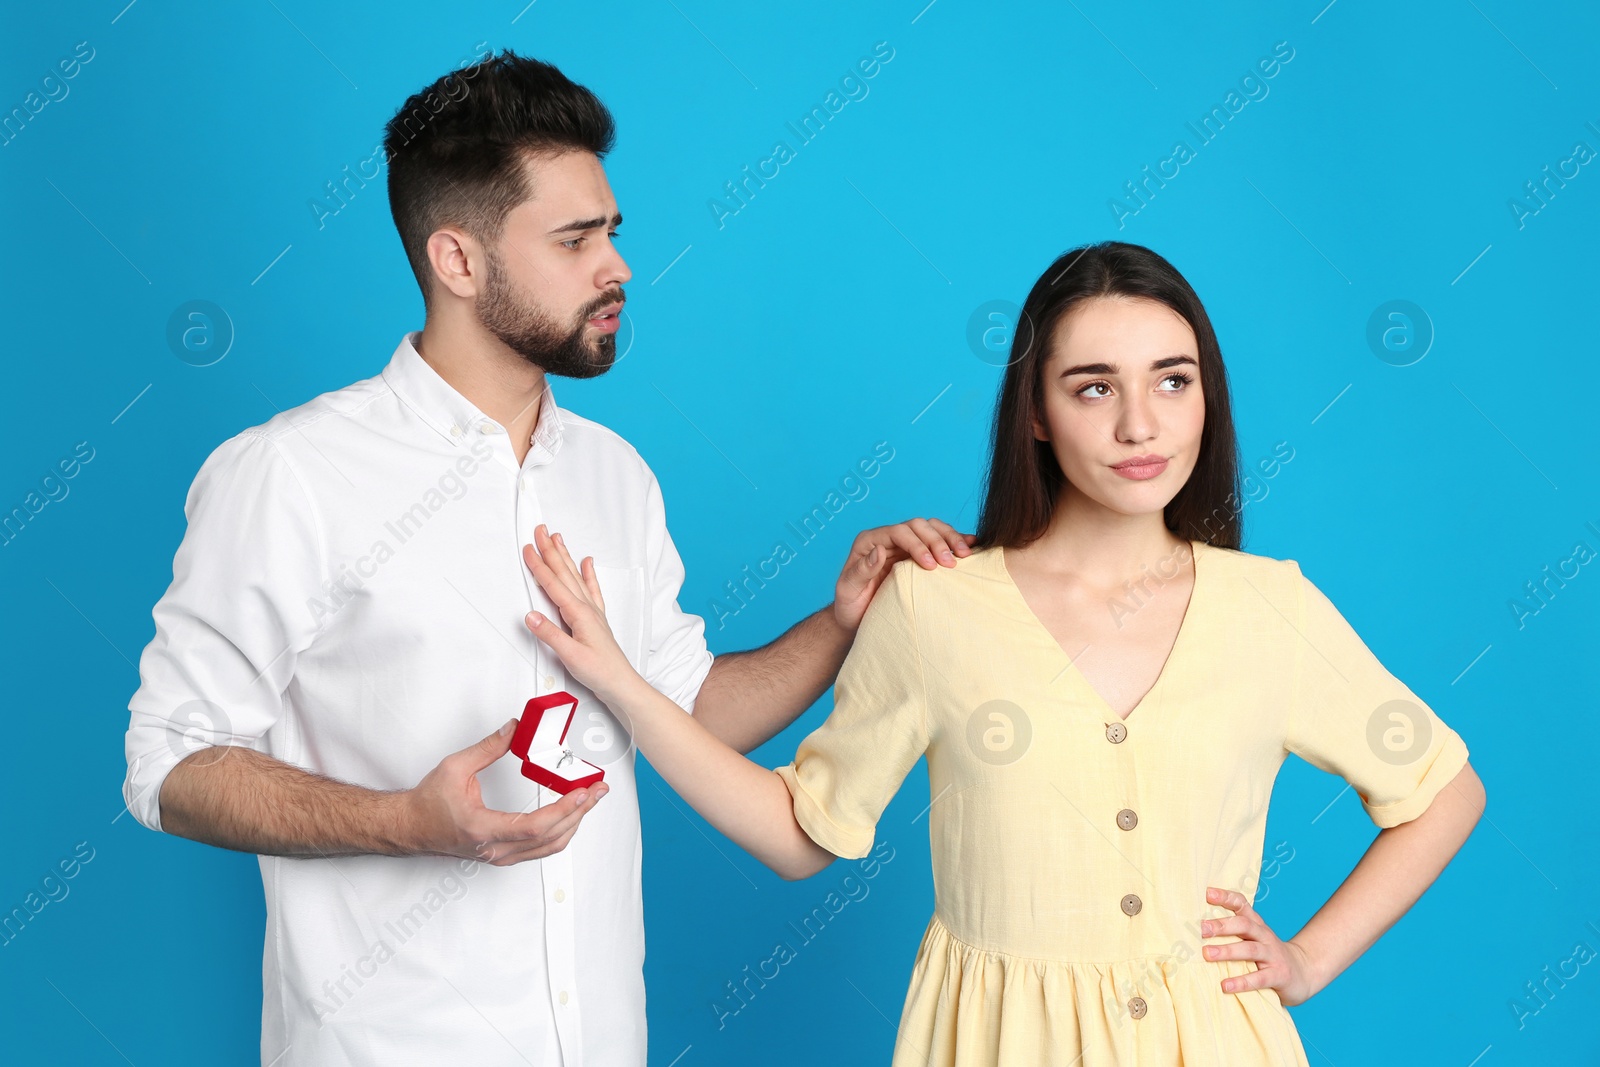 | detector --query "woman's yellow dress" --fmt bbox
[775,540,1470,1065]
